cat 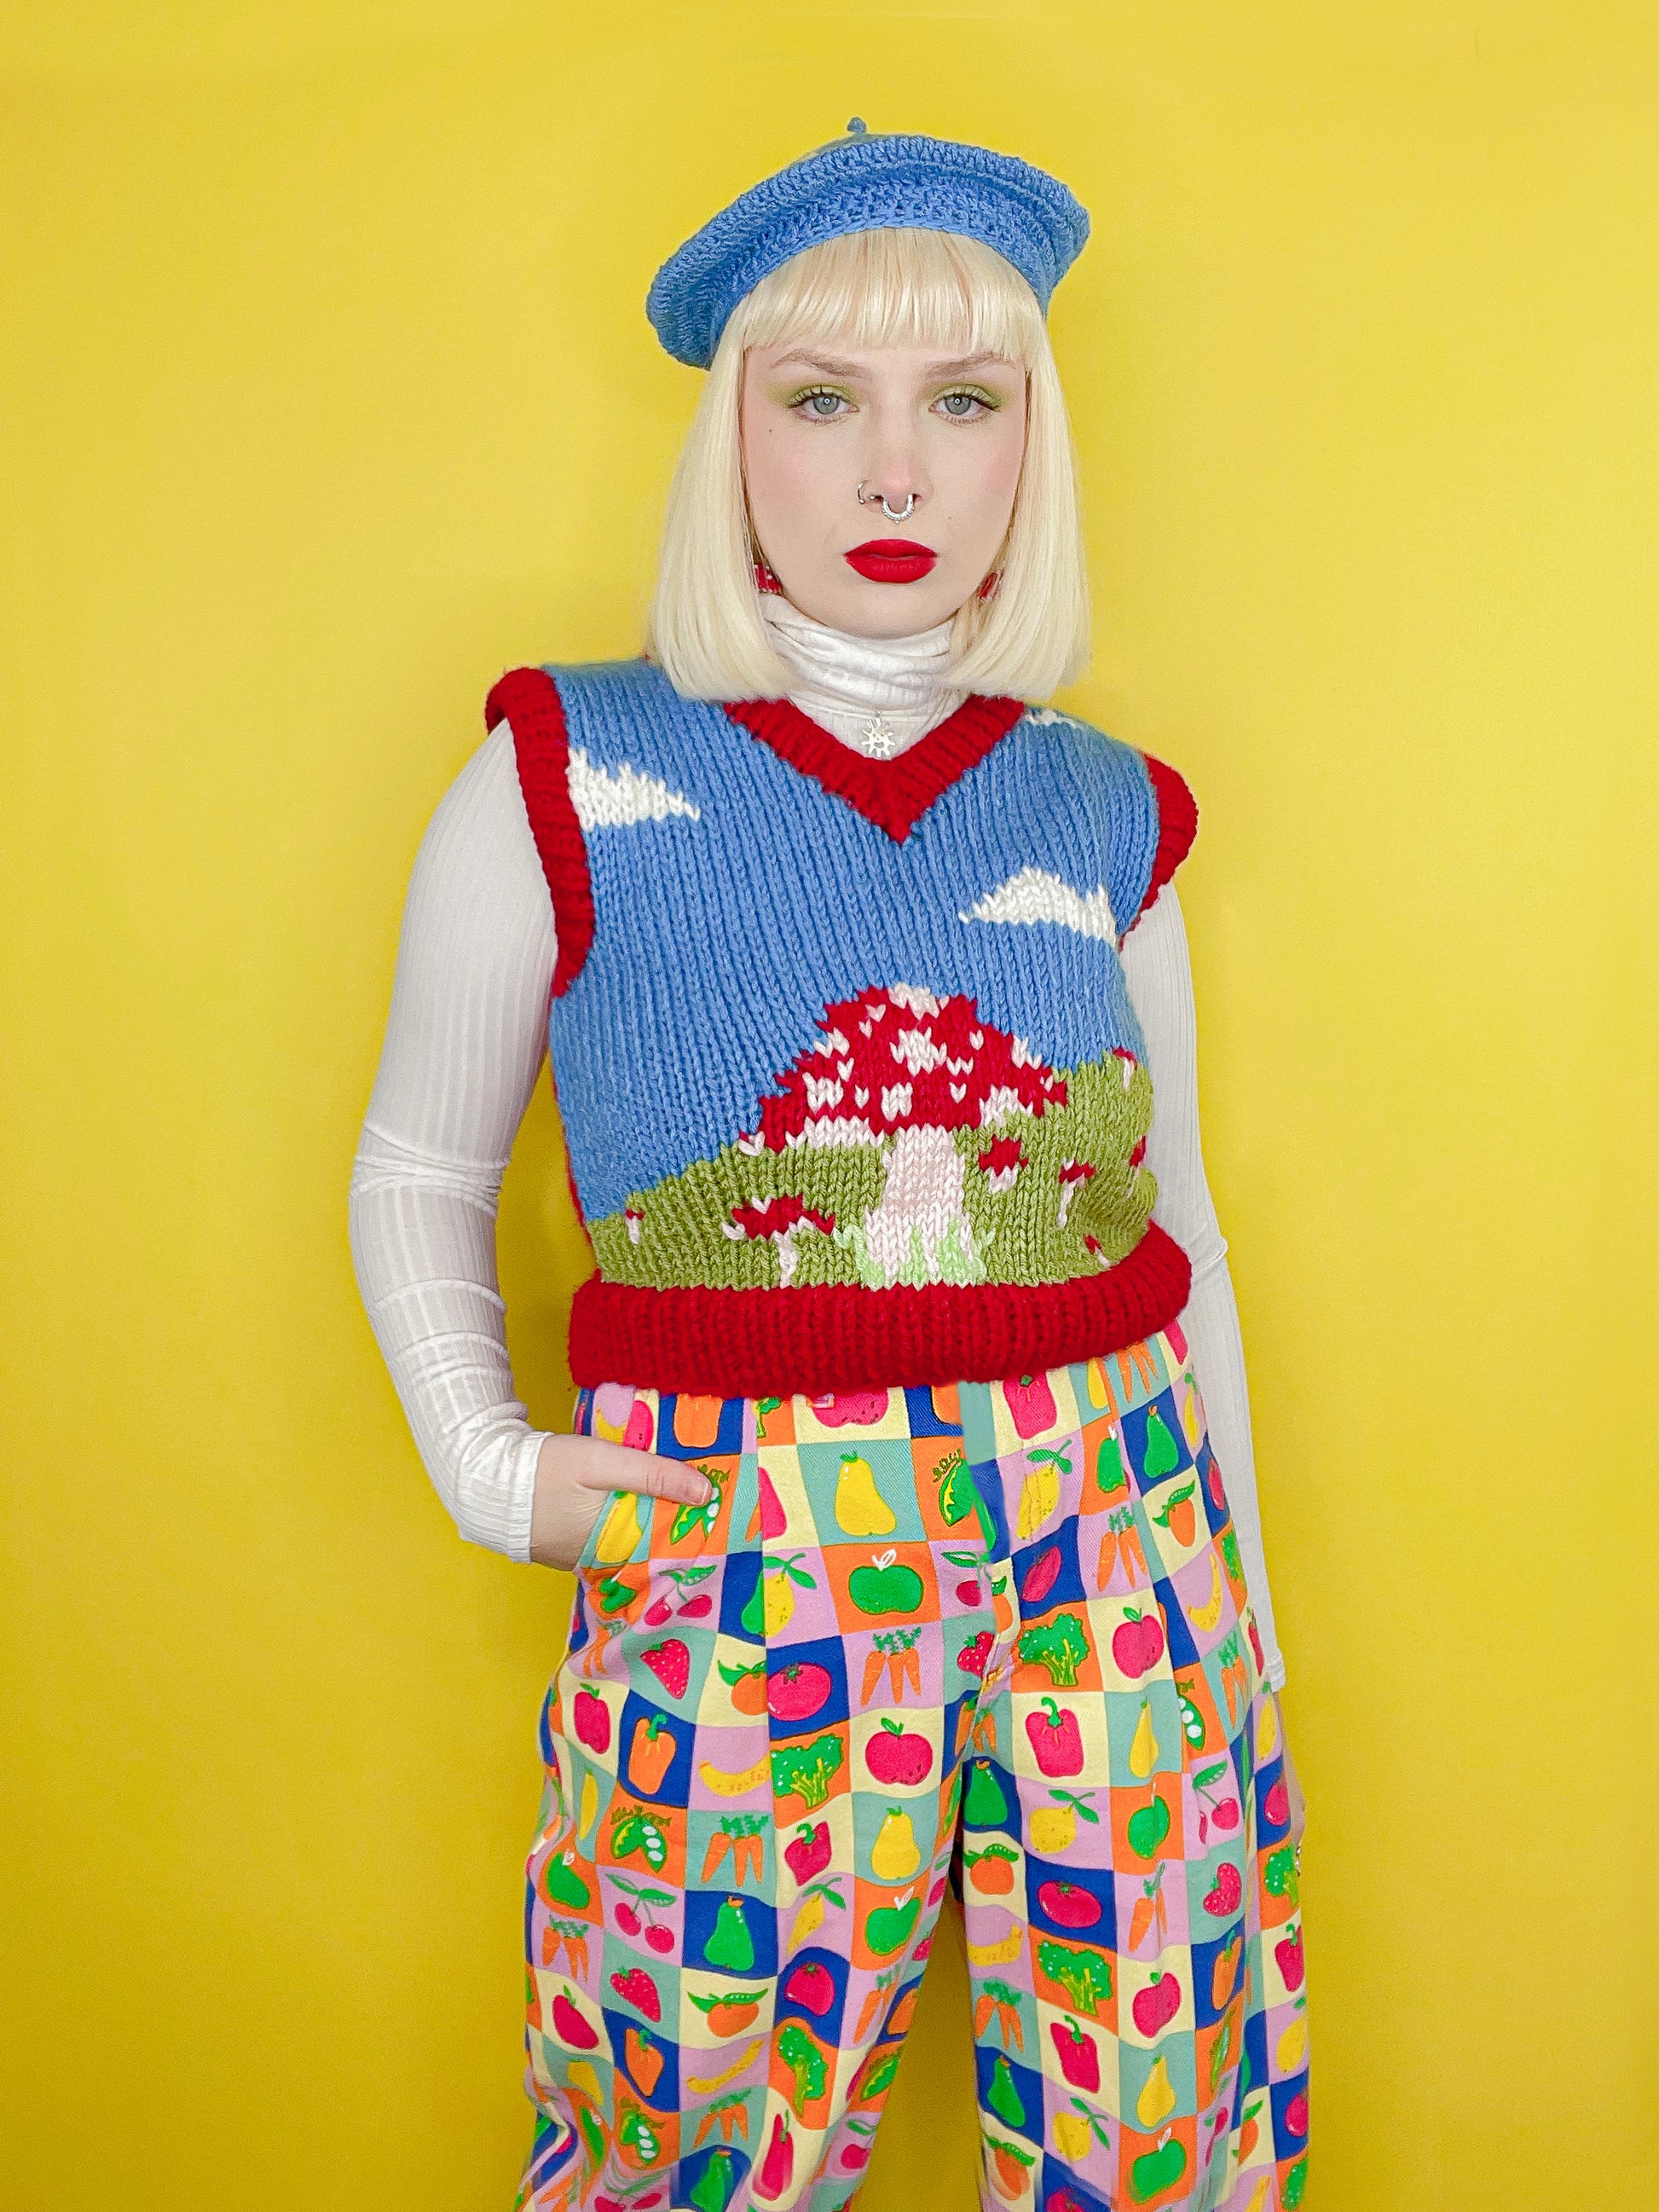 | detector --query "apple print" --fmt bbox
[848,1549,925,1618]
[1285,2090,1309,2137]
[1275,1926,1305,1993]
[1128,2133,1187,2203]
[864,1892,921,1957]
[1264,1776,1291,1828]
[550,1988,597,2049]
[1111,1607,1165,1680]
[572,1690,610,1756]
[865,1717,933,1786]
[1130,1968,1181,2037]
